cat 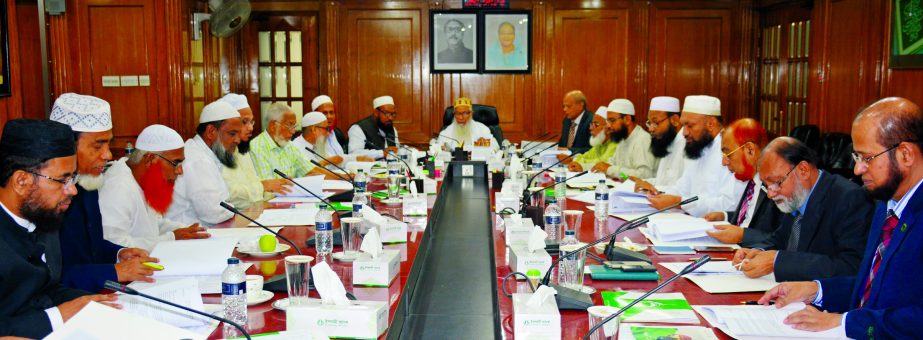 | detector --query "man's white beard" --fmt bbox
[272,134,290,148]
[589,130,606,147]
[455,122,472,144]
[314,135,329,158]
[78,174,105,191]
